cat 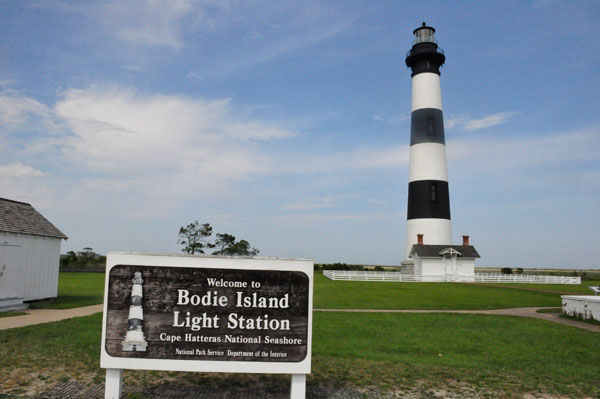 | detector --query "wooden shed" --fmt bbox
[0,198,67,311]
